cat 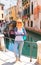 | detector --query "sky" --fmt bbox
[0,0,17,15]
[0,0,17,9]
